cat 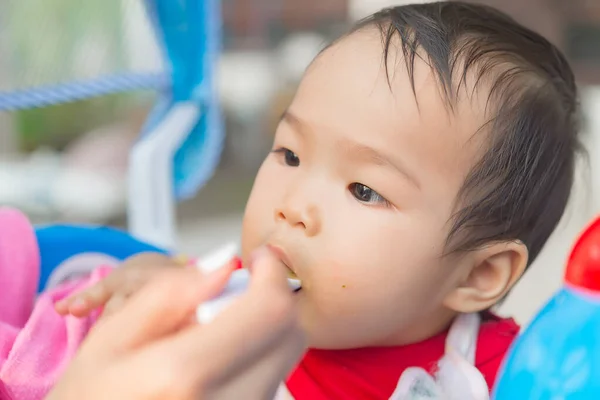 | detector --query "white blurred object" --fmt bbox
[276,33,327,83]
[0,148,125,223]
[218,51,279,169]
[349,0,433,21]
[178,213,243,257]
[580,86,600,203]
[63,121,137,177]
[52,166,126,221]
[218,51,277,119]
[120,0,164,74]
[0,119,138,223]
[196,242,239,274]
[128,102,199,250]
